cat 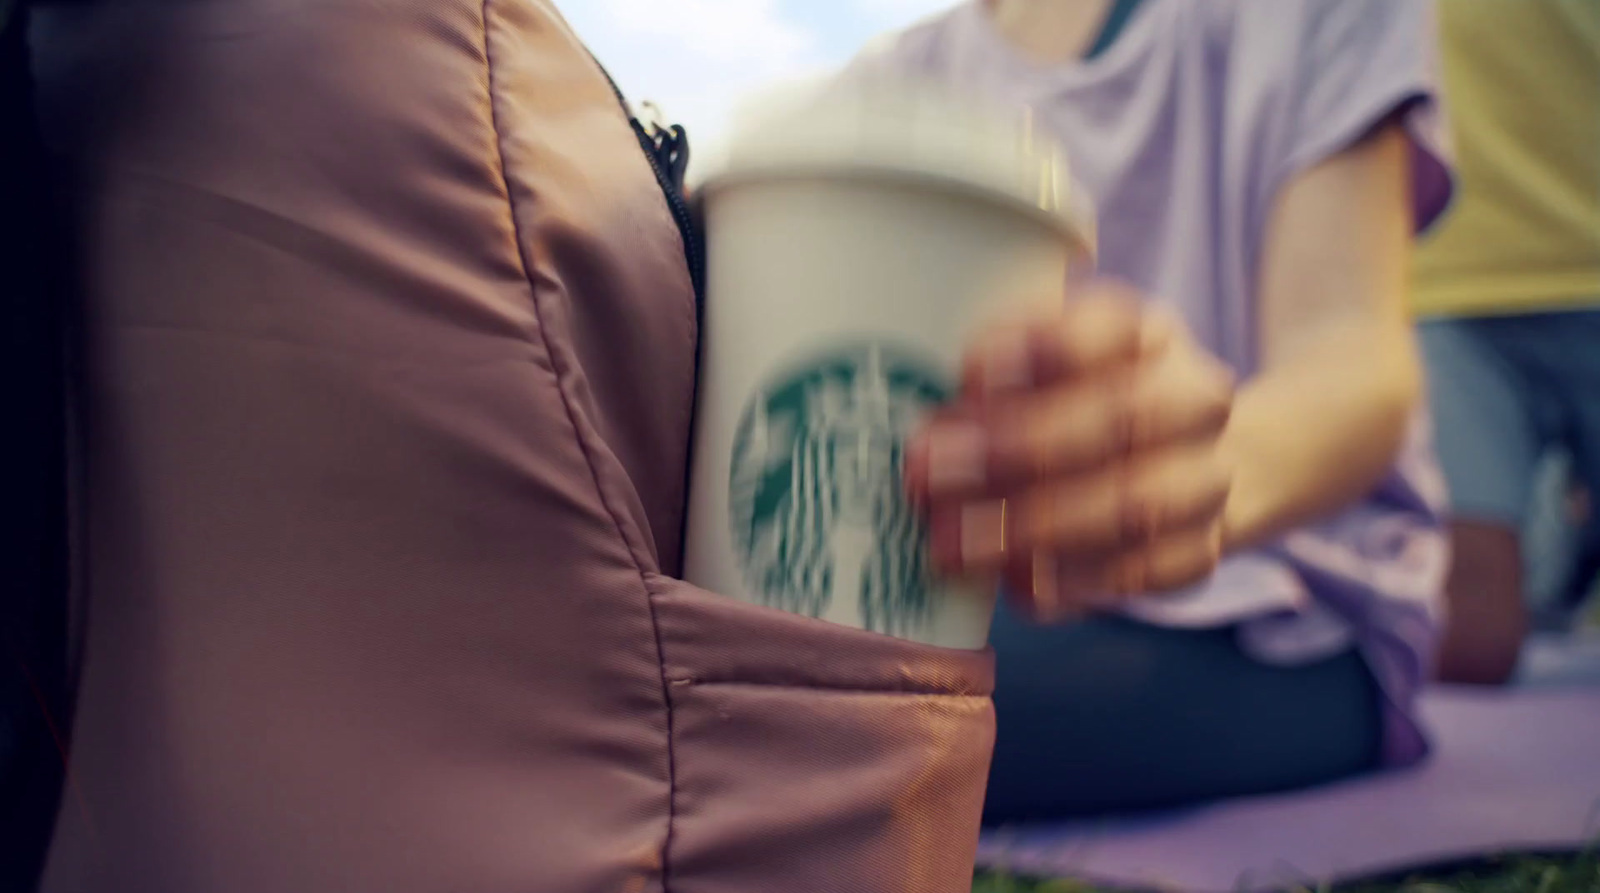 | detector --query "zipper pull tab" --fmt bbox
[633,100,670,140]
[632,100,692,194]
